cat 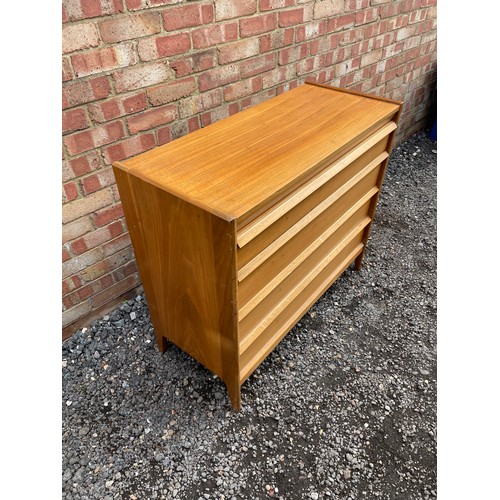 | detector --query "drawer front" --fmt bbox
[236,120,396,247]
[239,232,365,383]
[235,123,397,383]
